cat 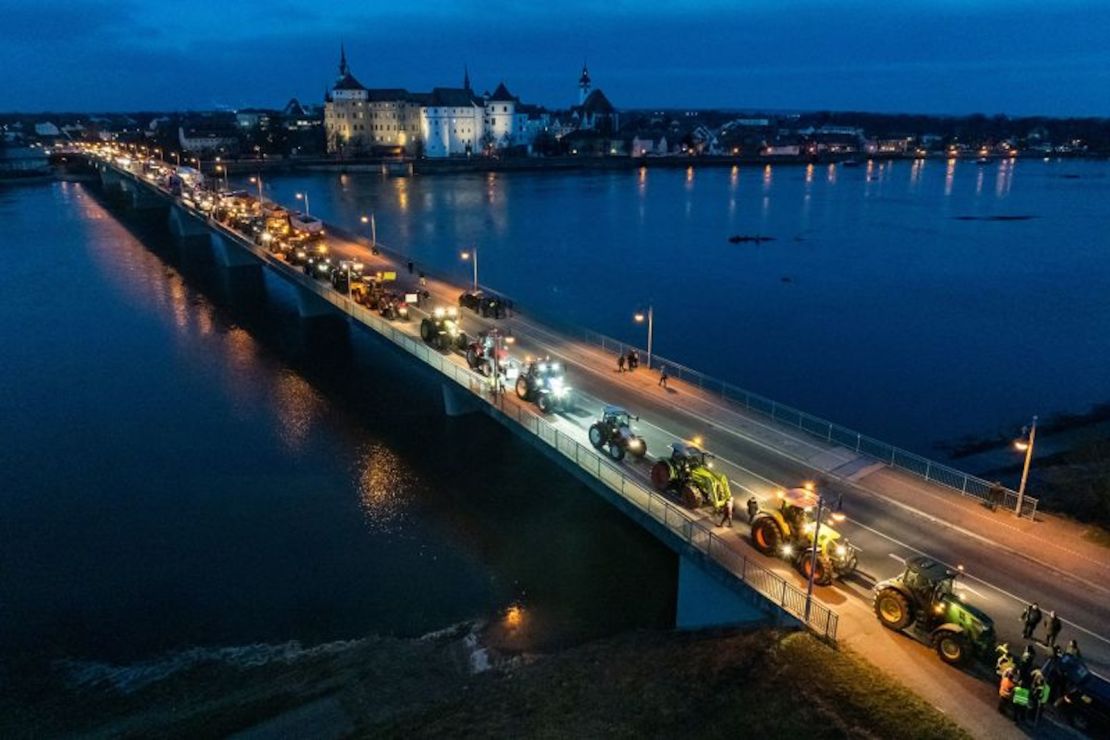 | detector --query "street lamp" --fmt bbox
[295,192,310,217]
[1013,415,1037,516]
[633,304,654,370]
[361,214,377,253]
[215,164,228,191]
[800,481,845,624]
[249,175,263,204]
[461,247,478,292]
